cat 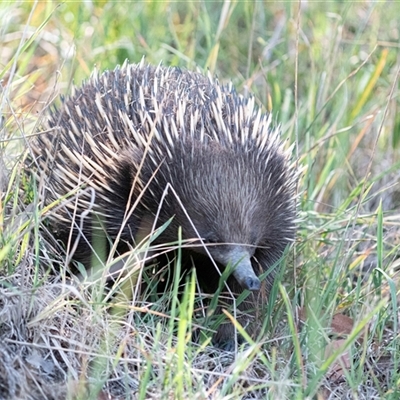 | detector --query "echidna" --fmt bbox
[31,60,297,348]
